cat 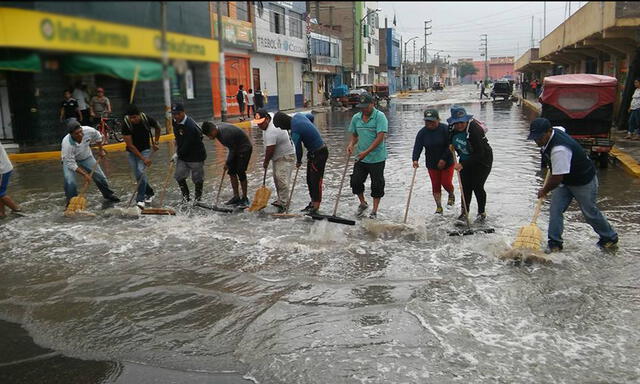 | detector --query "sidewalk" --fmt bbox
[7,108,313,163]
[516,94,640,178]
